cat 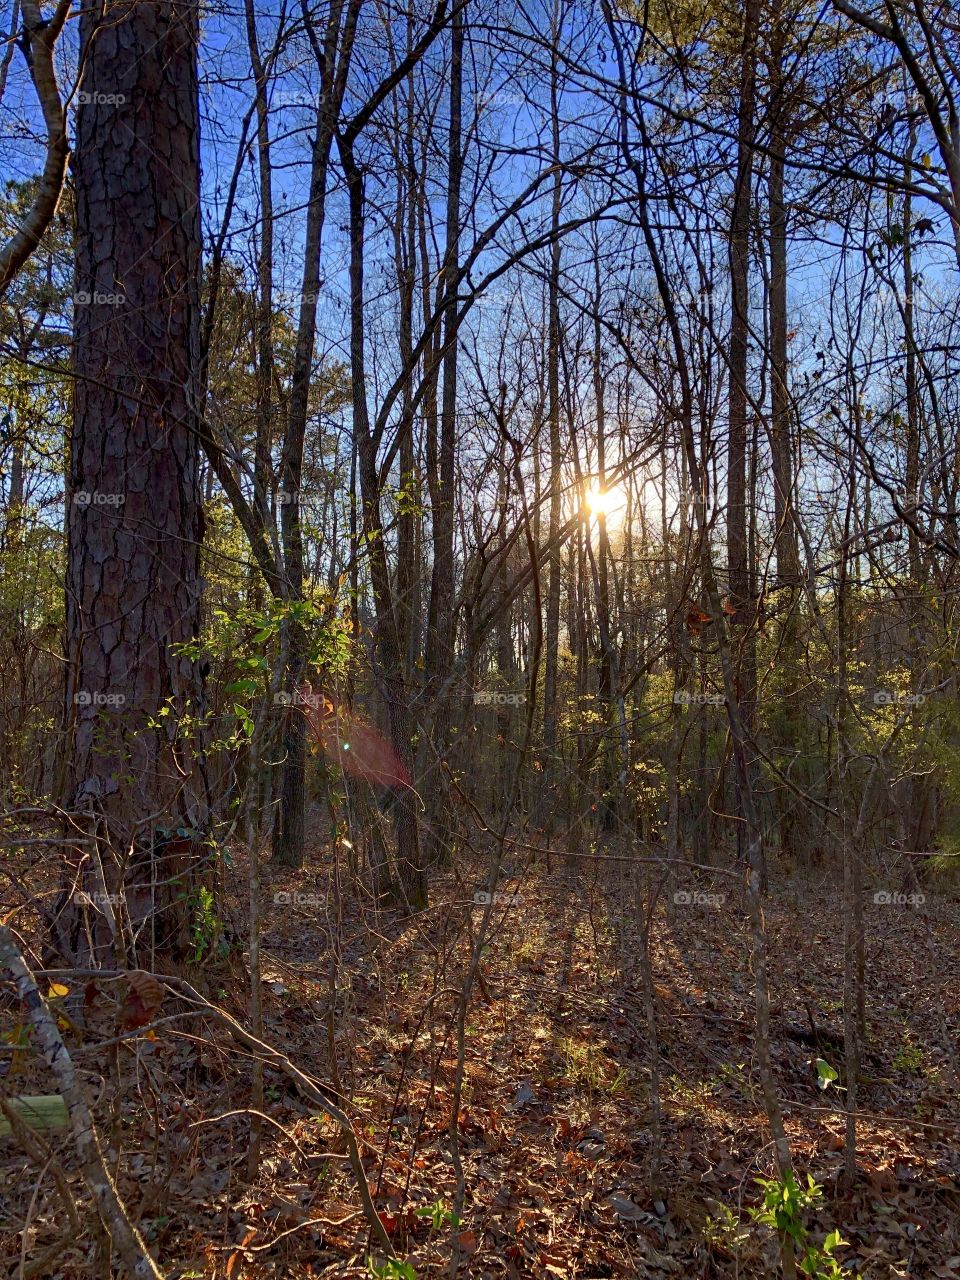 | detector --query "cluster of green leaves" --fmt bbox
[750,1172,854,1280]
[366,1260,415,1280]
[364,1200,465,1279]
[178,595,352,750]
[415,1198,461,1232]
